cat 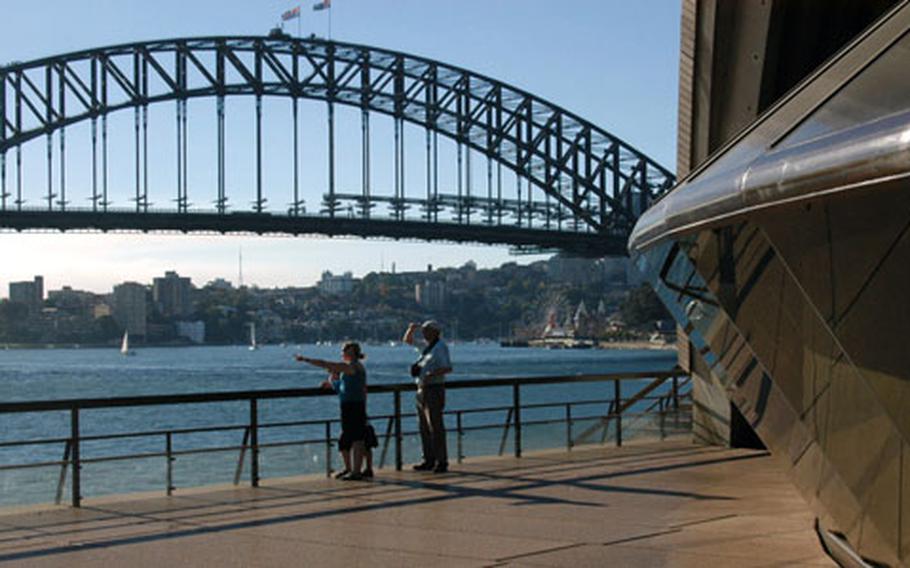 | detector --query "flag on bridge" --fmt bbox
[312,0,331,11]
[281,6,301,21]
